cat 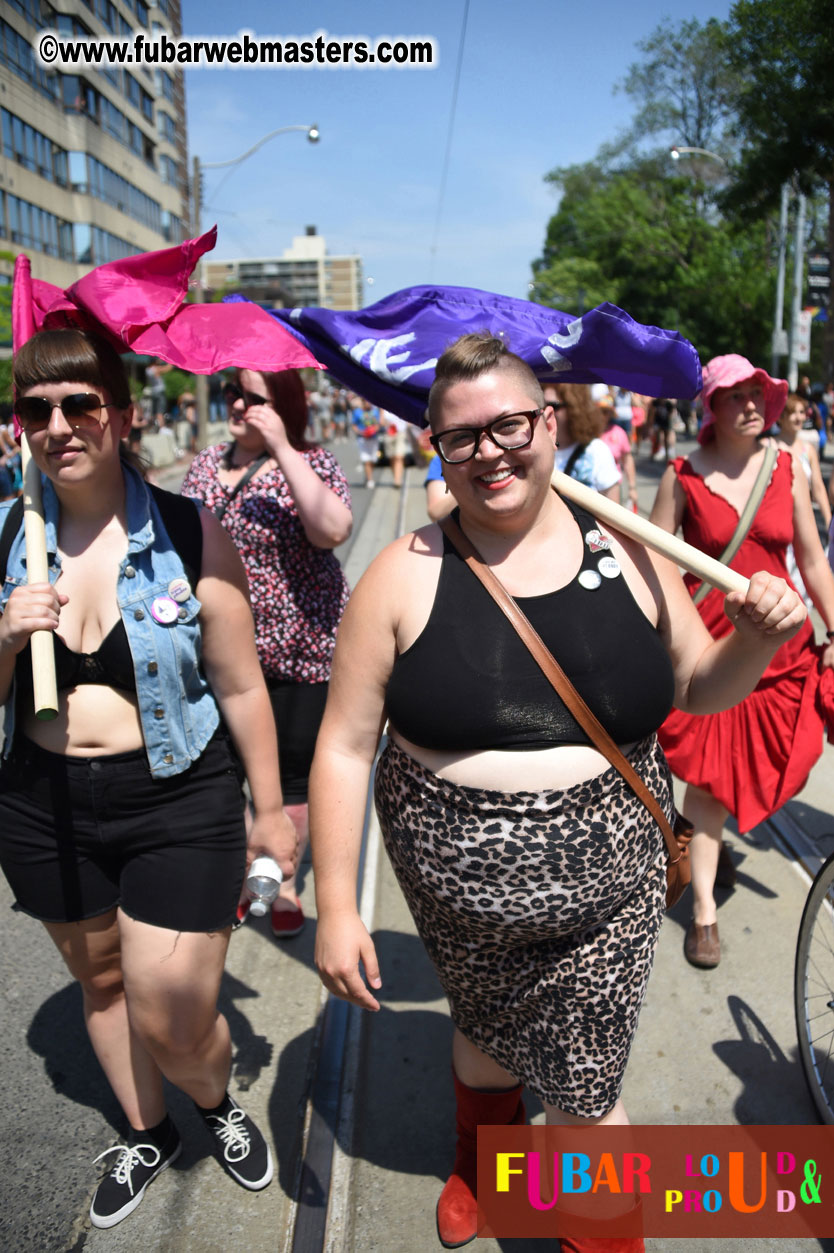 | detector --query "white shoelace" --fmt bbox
[93,1143,162,1196]
[208,1107,251,1163]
